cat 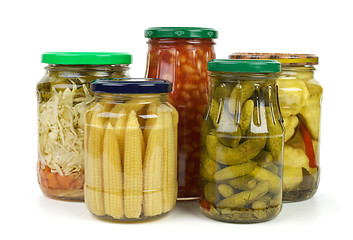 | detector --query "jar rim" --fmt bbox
[229,53,318,66]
